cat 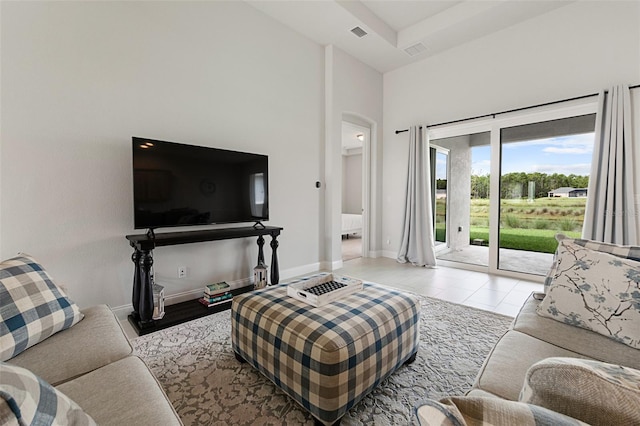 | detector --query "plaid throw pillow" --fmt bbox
[414,396,588,426]
[0,362,95,425]
[0,254,84,361]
